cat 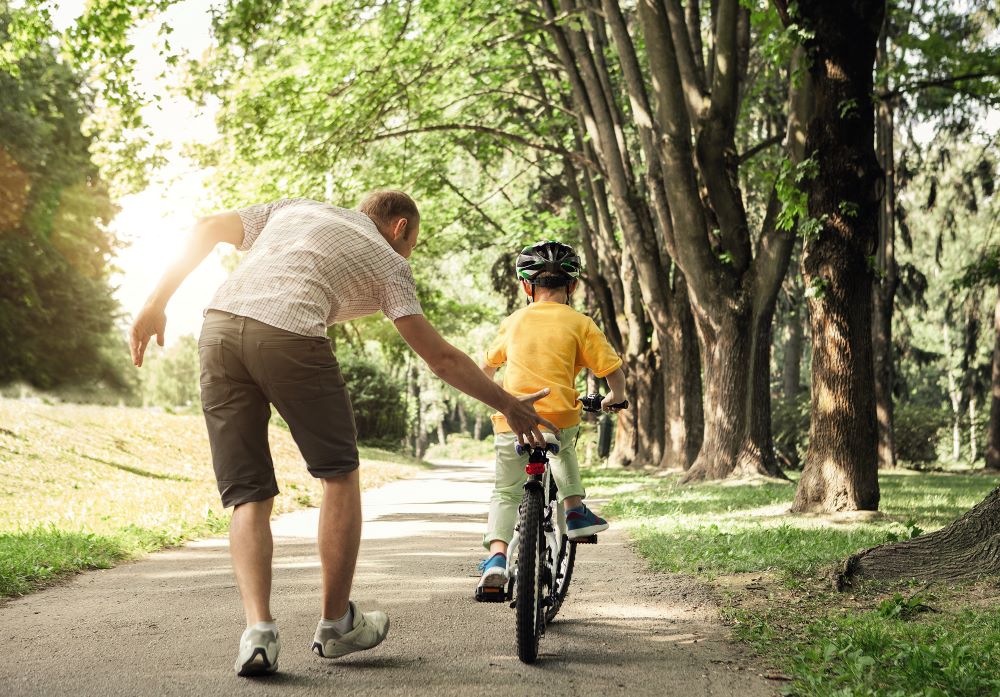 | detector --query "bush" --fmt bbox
[894,403,951,463]
[339,353,407,448]
[772,395,810,469]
